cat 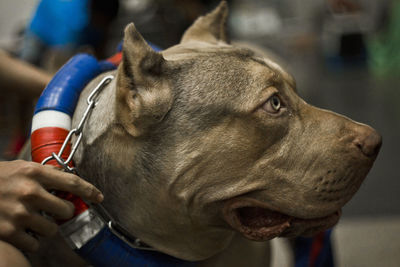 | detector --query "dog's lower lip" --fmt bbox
[232,206,292,241]
[223,199,341,241]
